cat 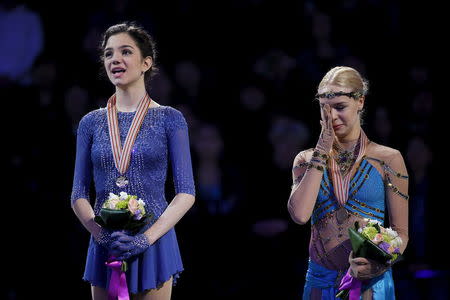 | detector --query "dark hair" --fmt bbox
[99,22,158,83]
